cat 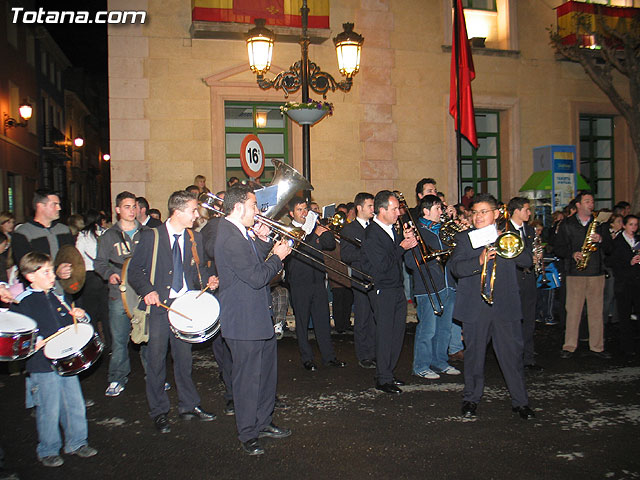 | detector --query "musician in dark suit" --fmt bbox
[341,192,376,369]
[215,185,292,456]
[449,193,534,419]
[128,190,219,434]
[609,215,640,356]
[506,197,543,372]
[285,198,345,371]
[361,191,418,394]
